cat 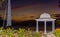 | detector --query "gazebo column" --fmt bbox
[44,21,47,34]
[36,21,38,32]
[52,21,55,32]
